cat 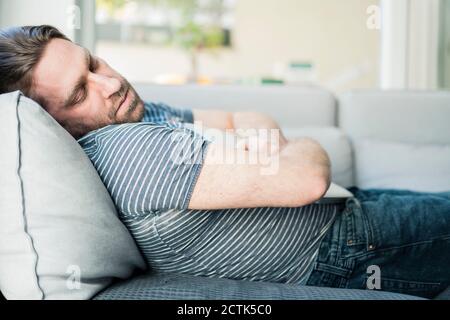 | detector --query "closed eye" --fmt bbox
[74,55,98,106]
[72,85,88,106]
[63,49,95,109]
